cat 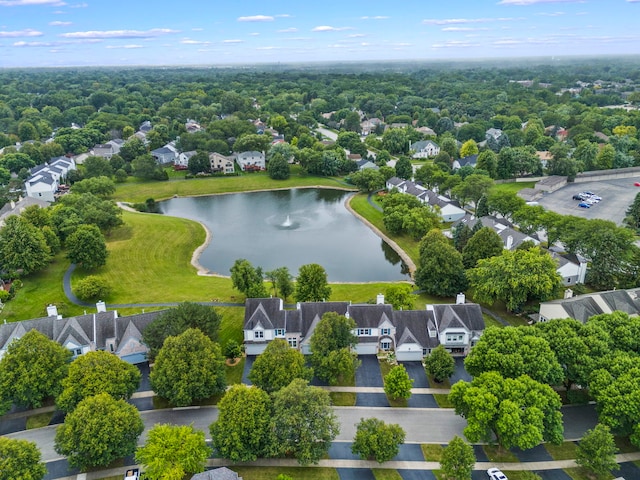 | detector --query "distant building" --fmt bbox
[236,151,265,171]
[410,140,440,159]
[24,156,76,202]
